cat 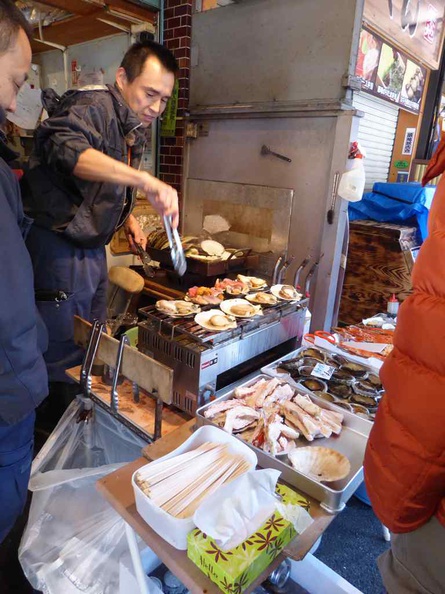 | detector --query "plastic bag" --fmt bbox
[19,397,149,593]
